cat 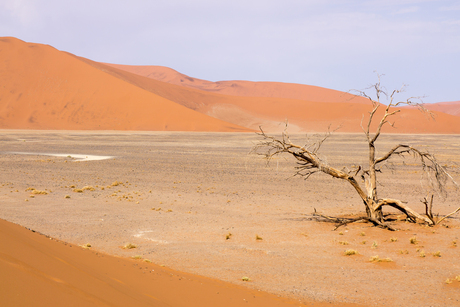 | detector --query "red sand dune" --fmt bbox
[104,63,369,103]
[1,36,460,134]
[104,64,460,134]
[424,101,460,117]
[0,37,250,132]
[102,63,460,134]
[1,218,343,307]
